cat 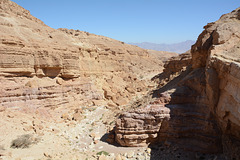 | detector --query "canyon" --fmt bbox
[114,7,240,160]
[0,0,240,160]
